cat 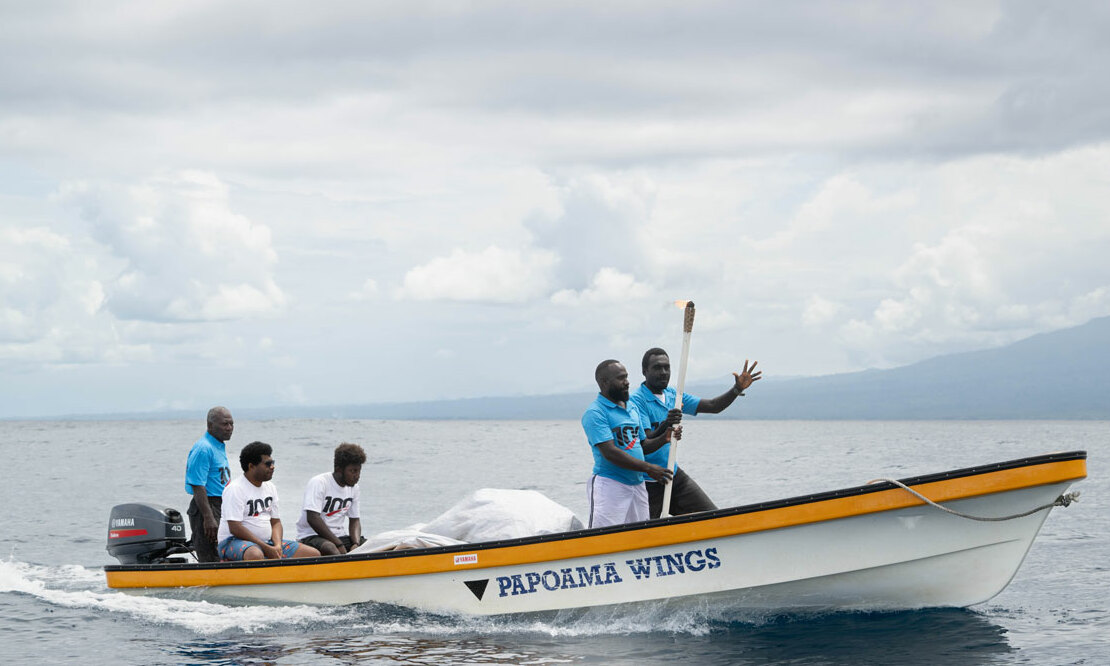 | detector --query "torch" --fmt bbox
[660,300,695,518]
